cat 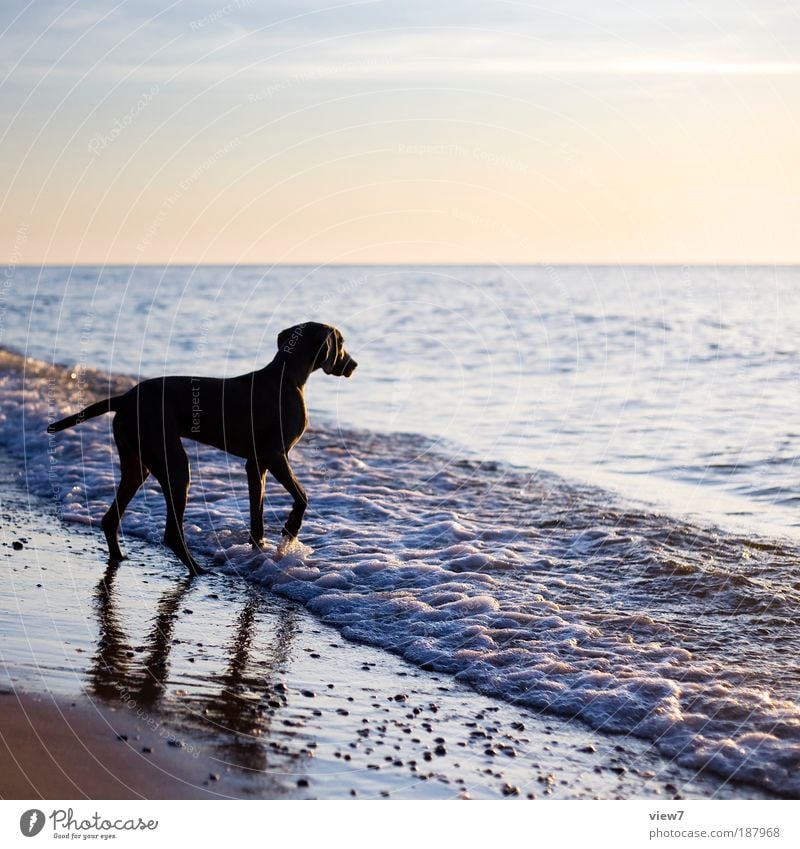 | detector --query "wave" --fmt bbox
[2,347,799,797]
